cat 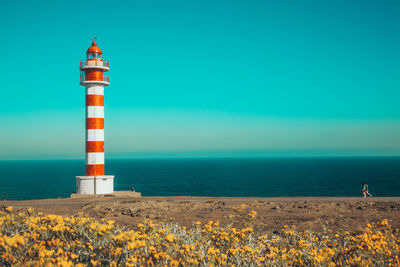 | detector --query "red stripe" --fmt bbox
[86,164,105,176]
[85,70,104,81]
[86,95,104,106]
[86,118,104,129]
[86,141,104,153]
